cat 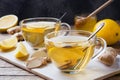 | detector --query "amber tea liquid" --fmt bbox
[22,22,59,49]
[46,36,95,73]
